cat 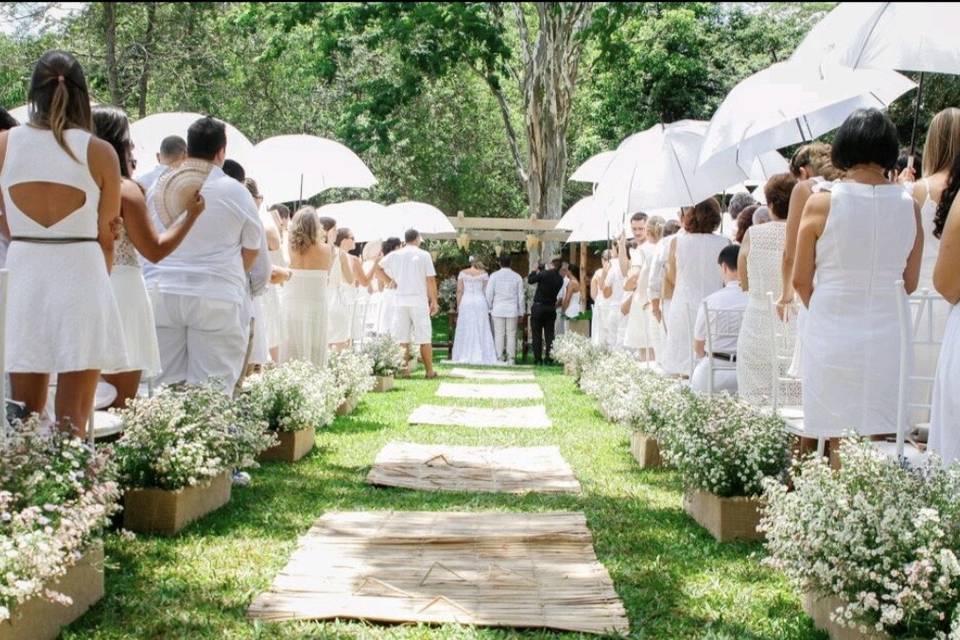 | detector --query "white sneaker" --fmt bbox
[232,471,251,487]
